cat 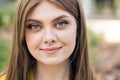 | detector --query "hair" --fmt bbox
[2,0,96,80]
